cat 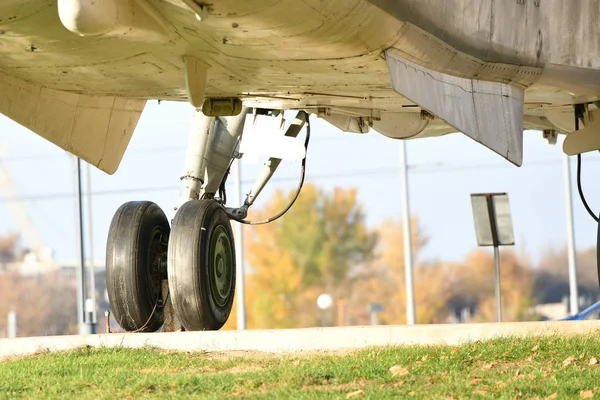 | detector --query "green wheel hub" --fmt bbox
[209,225,234,308]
